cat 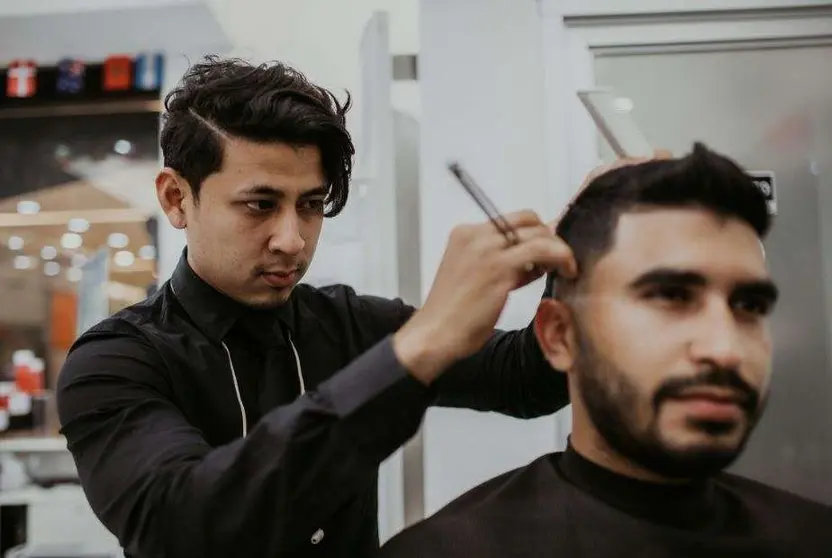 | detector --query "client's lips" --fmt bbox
[670,388,747,421]
[675,387,745,404]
